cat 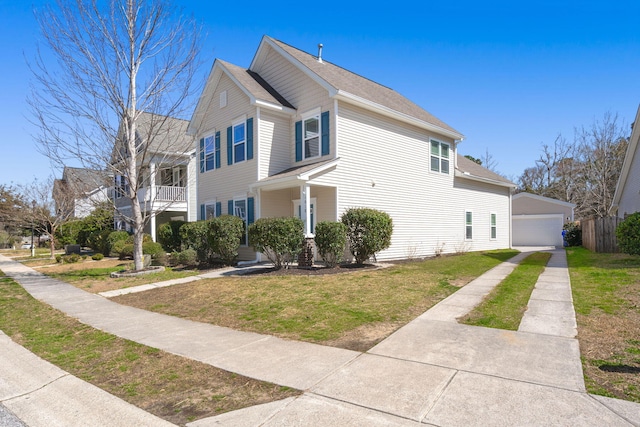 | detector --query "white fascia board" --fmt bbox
[250,158,340,192]
[333,91,464,141]
[298,158,340,179]
[455,170,516,189]
[255,99,296,114]
[250,176,308,192]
